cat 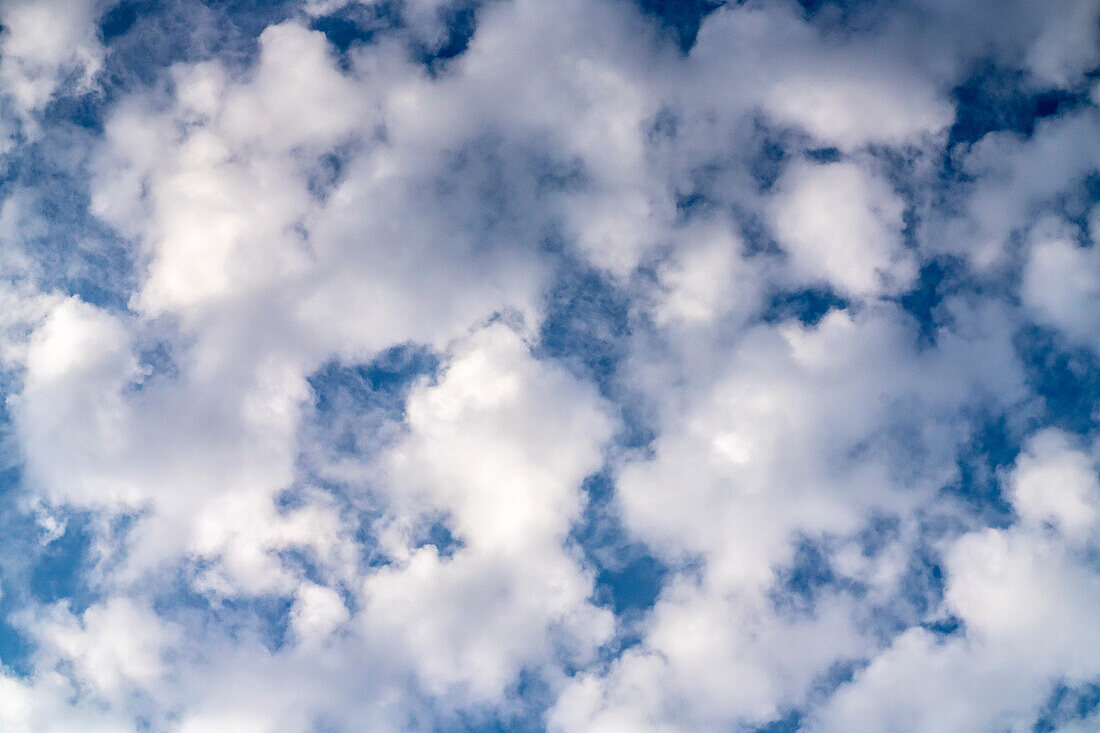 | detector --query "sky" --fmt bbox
[0,0,1097,730]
